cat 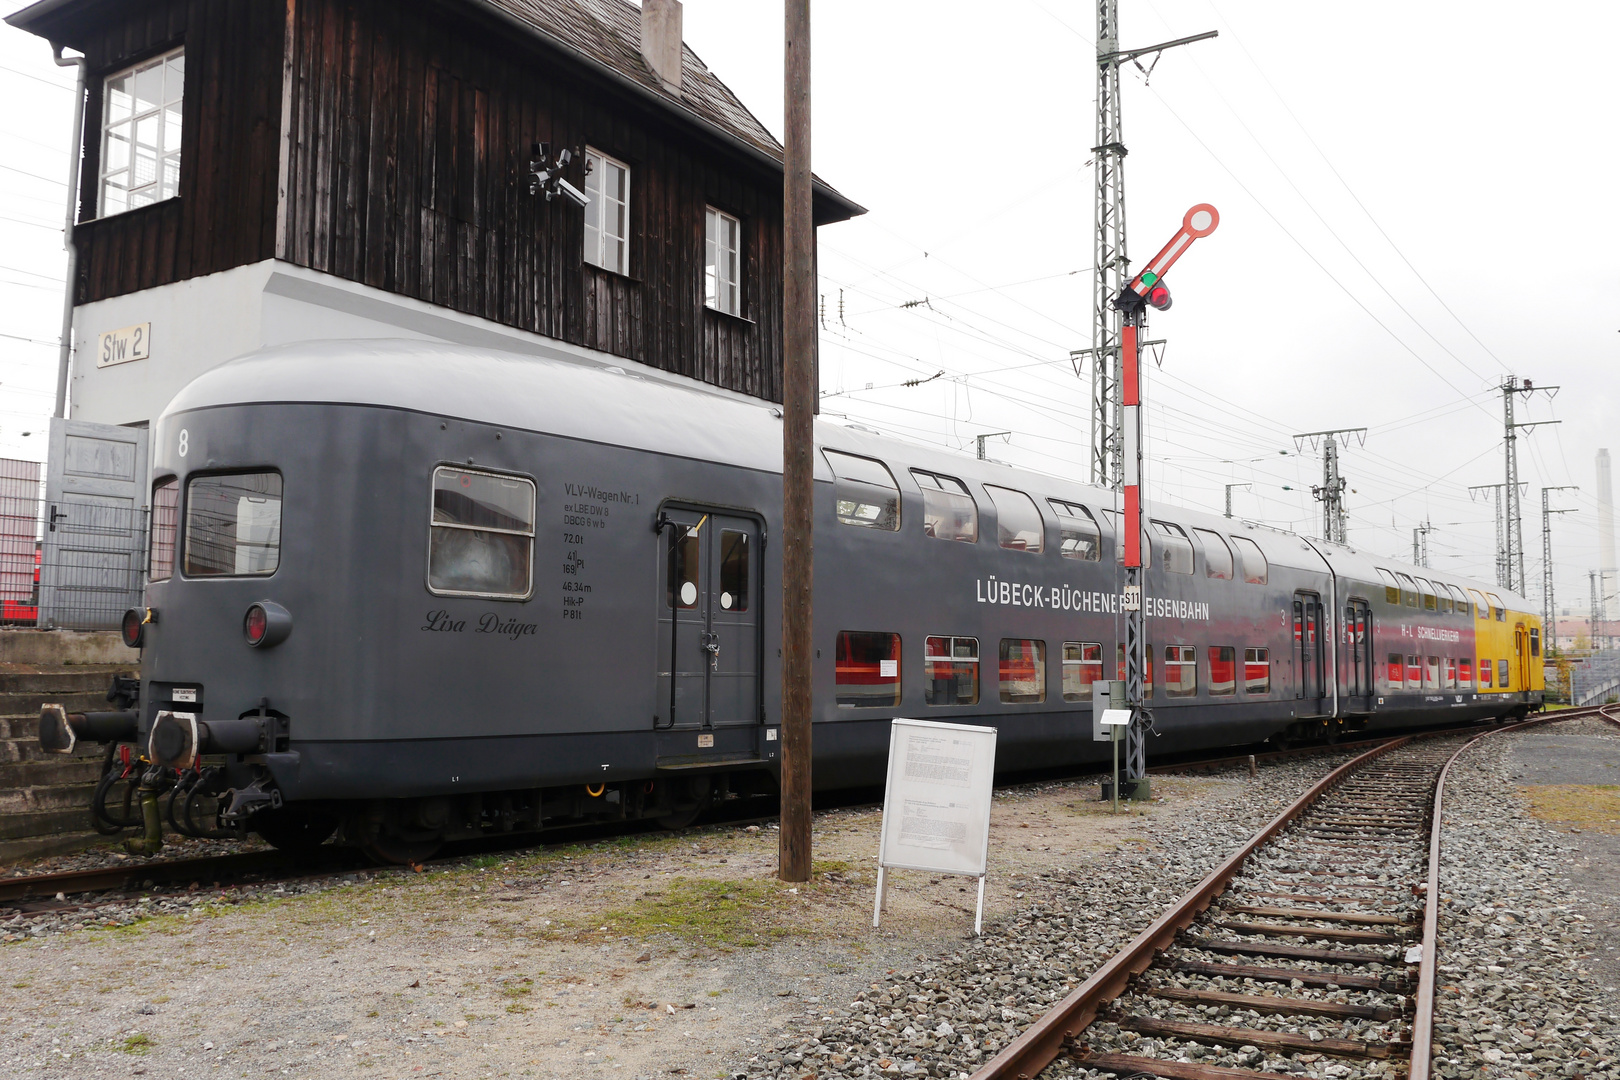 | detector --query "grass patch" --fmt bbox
[1520,785,1620,834]
[120,1033,153,1055]
[596,877,794,946]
